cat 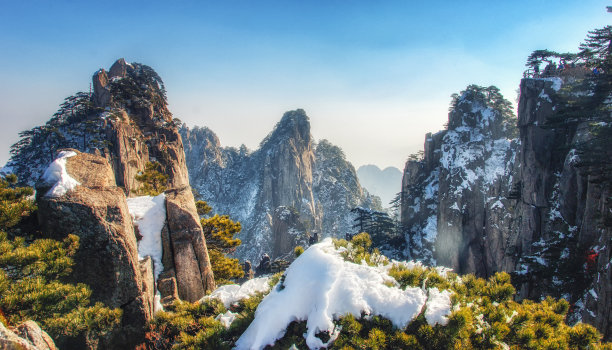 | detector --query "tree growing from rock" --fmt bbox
[133,161,169,196]
[196,200,244,285]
